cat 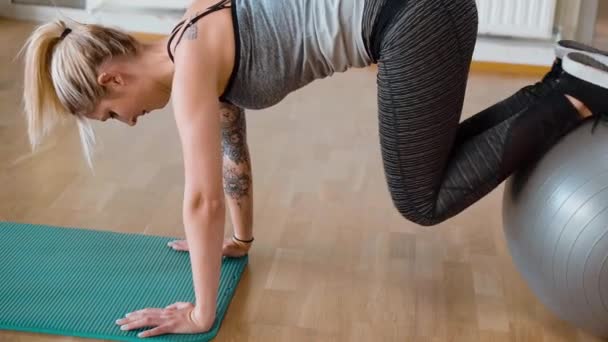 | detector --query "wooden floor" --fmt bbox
[1,19,605,342]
